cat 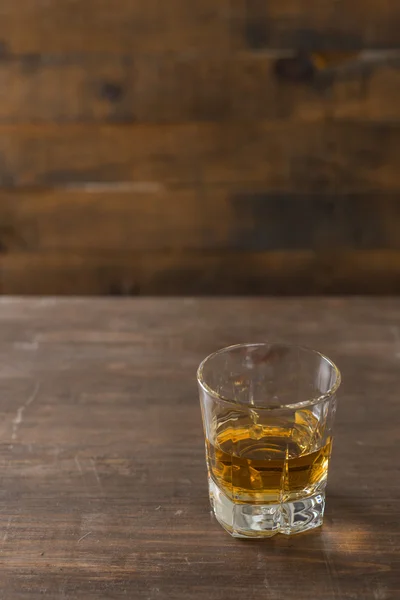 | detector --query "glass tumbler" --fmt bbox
[197,343,340,538]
